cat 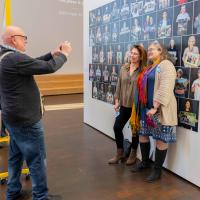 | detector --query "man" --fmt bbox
[0,26,72,200]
